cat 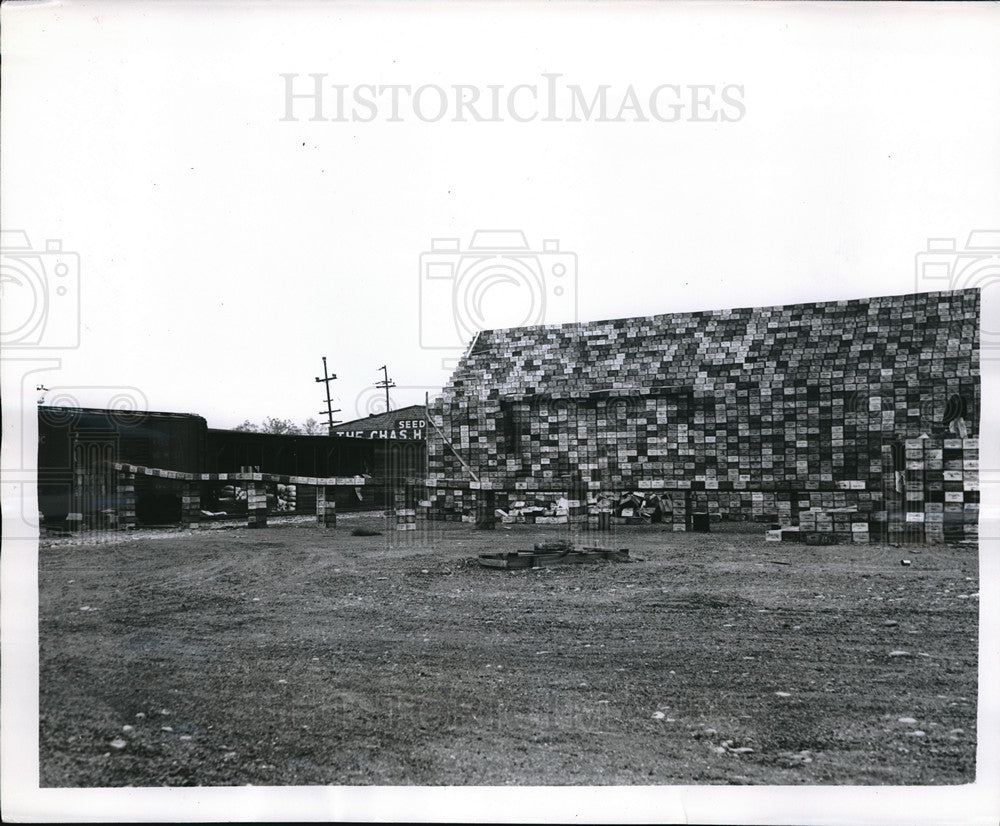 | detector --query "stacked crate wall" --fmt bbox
[427,289,979,539]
